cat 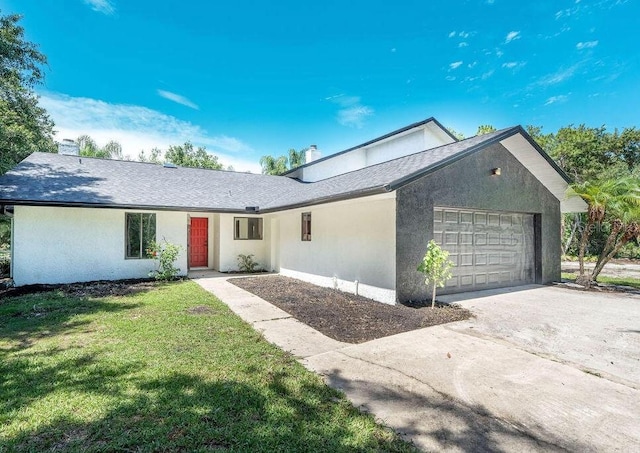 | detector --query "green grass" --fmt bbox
[562,272,640,289]
[0,281,416,452]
